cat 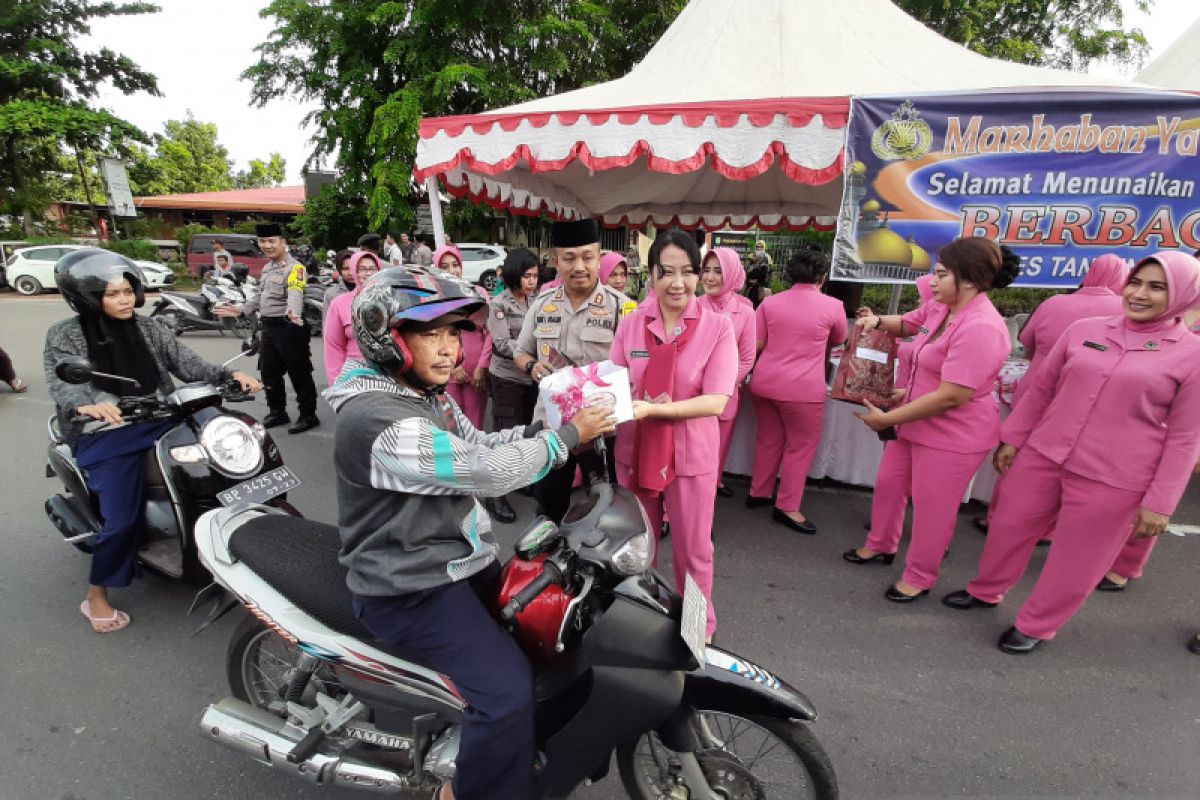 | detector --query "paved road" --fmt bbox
[1,294,1197,799]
